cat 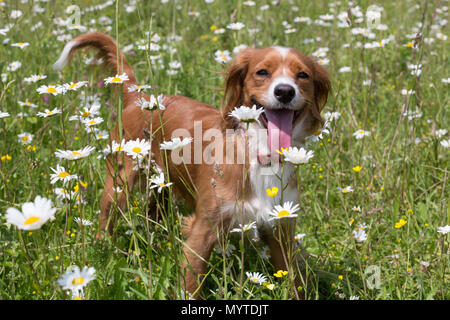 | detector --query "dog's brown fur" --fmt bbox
[56,33,330,299]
